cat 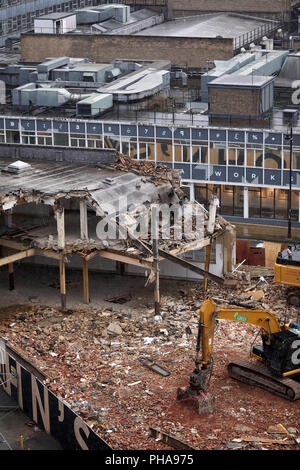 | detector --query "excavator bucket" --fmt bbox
[176,367,215,414]
[177,387,215,414]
